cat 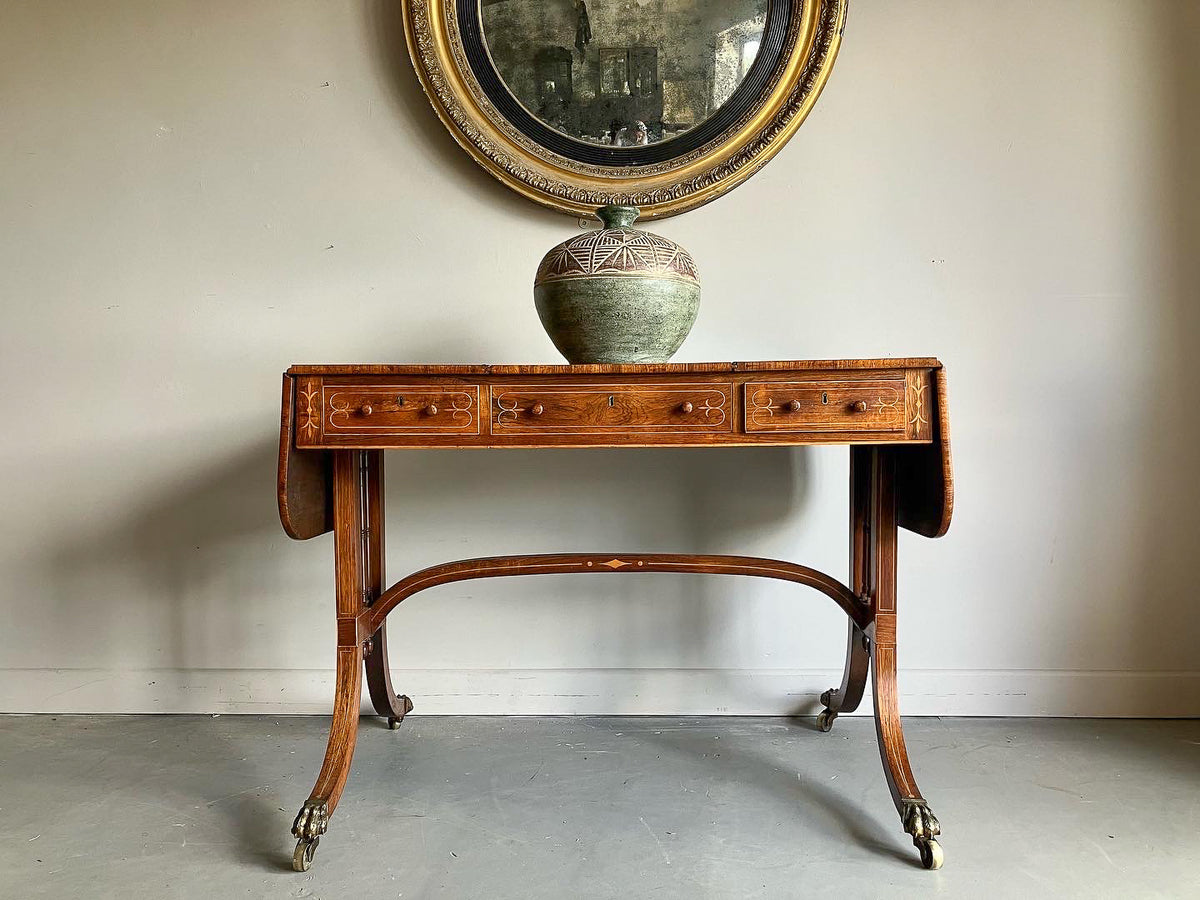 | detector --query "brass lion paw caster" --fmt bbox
[902,800,944,870]
[291,801,329,872]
